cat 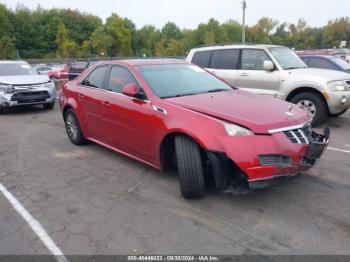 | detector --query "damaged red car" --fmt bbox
[60,59,330,199]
